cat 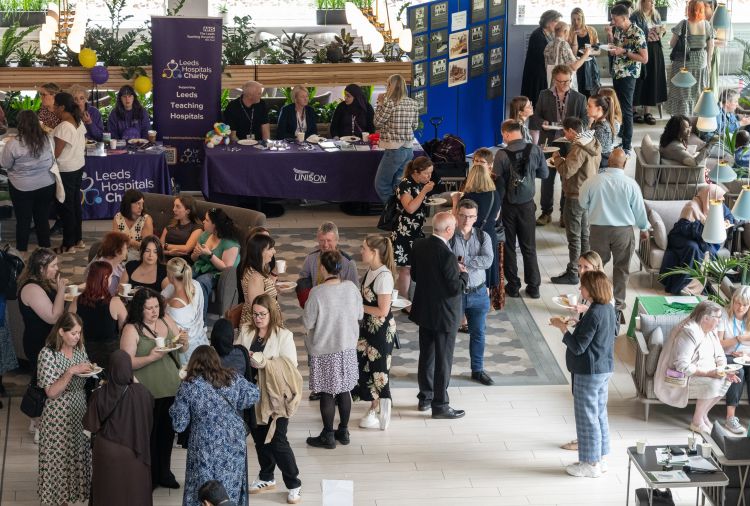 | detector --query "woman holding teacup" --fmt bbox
[120,288,189,489]
[716,286,750,434]
[238,233,279,327]
[161,257,208,365]
[655,300,741,433]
